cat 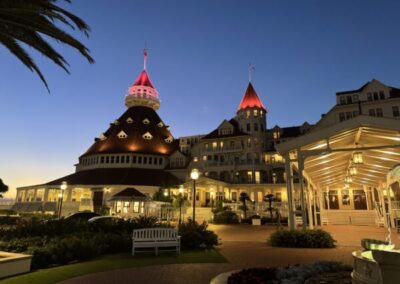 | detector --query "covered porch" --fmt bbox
[277,115,400,230]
